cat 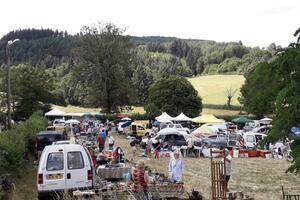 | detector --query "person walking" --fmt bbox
[146,135,152,159]
[169,151,184,183]
[108,134,115,150]
[186,136,195,157]
[132,160,149,200]
[97,133,105,152]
